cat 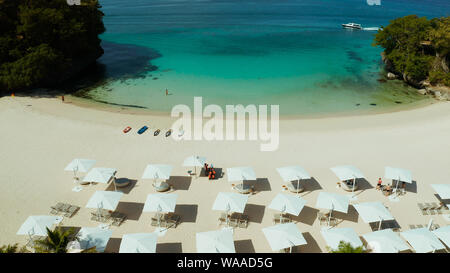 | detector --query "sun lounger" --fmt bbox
[111,213,127,226]
[228,218,239,228]
[151,217,160,227]
[218,213,228,226]
[50,202,65,215]
[418,203,429,211]
[317,212,328,225]
[64,205,79,218]
[238,215,249,228]
[279,248,290,253]
[164,213,181,228]
[429,202,440,210]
